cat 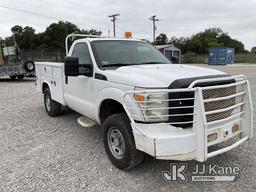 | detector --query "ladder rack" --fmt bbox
[65,34,106,55]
